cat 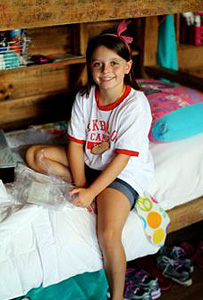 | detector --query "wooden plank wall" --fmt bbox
[0,0,202,30]
[0,24,83,130]
[0,19,143,130]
